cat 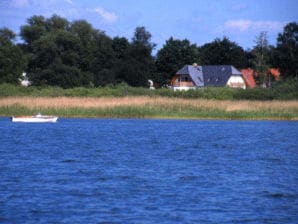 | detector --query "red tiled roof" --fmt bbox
[269,68,280,80]
[241,68,256,88]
